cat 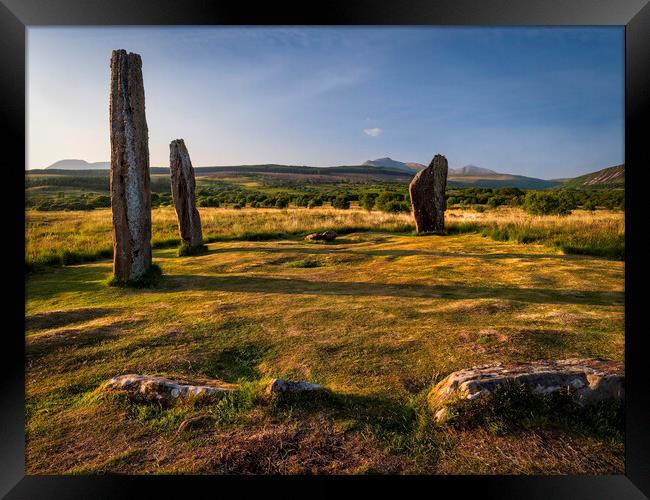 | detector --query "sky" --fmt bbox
[27,27,624,179]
